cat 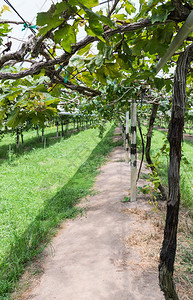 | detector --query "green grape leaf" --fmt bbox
[125,1,136,15]
[6,109,20,127]
[89,19,104,36]
[69,0,99,8]
[113,14,127,20]
[95,67,107,85]
[81,4,114,27]
[54,2,68,15]
[77,43,91,56]
[154,77,165,90]
[55,25,76,52]
[151,11,169,24]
